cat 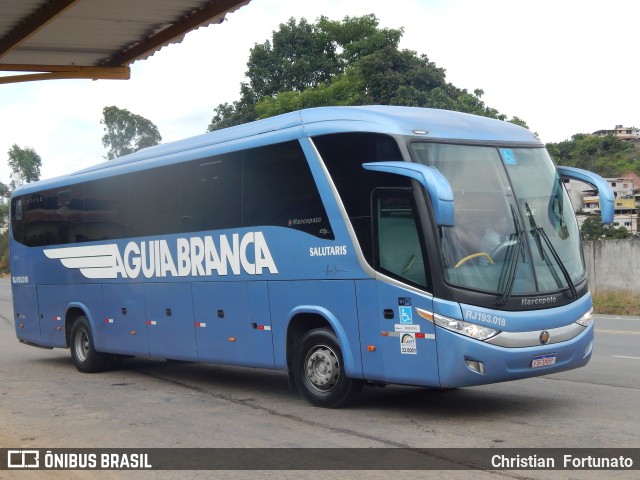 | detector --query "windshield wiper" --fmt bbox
[534,225,577,298]
[525,202,577,299]
[496,205,525,306]
[525,202,546,261]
